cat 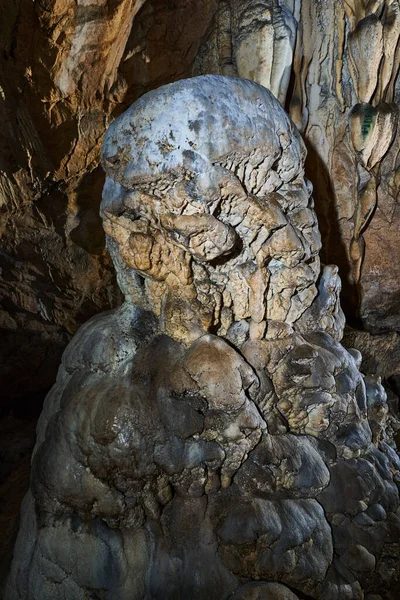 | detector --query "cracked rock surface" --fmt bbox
[5,76,400,600]
[2,0,400,422]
